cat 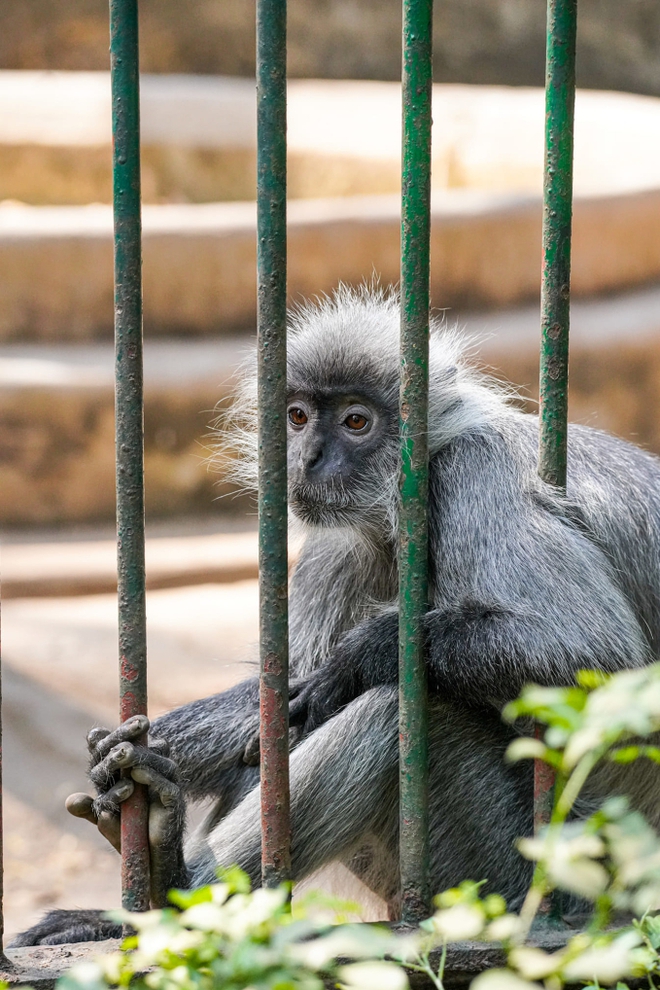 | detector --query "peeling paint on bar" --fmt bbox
[110,0,150,913]
[399,0,433,925]
[257,0,291,889]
